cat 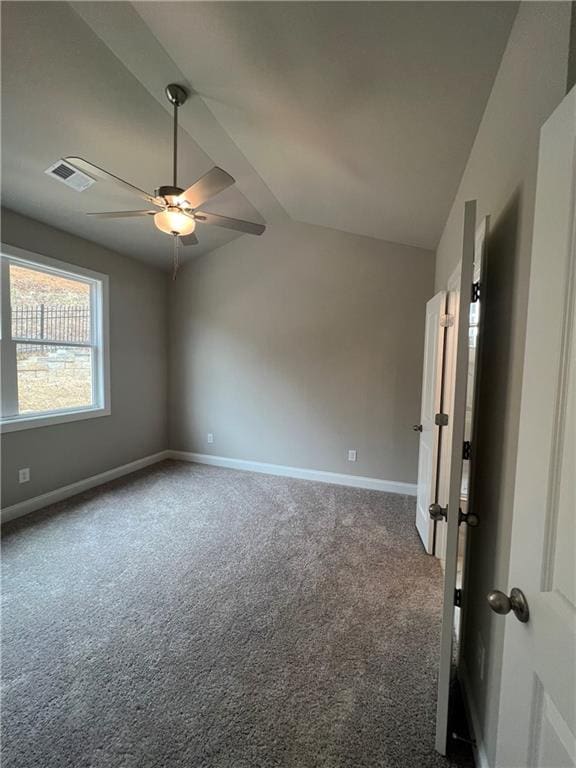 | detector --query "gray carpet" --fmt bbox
[1,461,471,767]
